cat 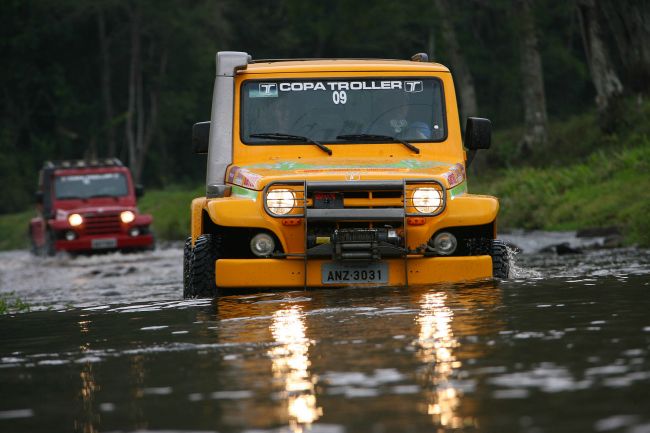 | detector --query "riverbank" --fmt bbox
[472,140,650,246]
[472,97,650,247]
